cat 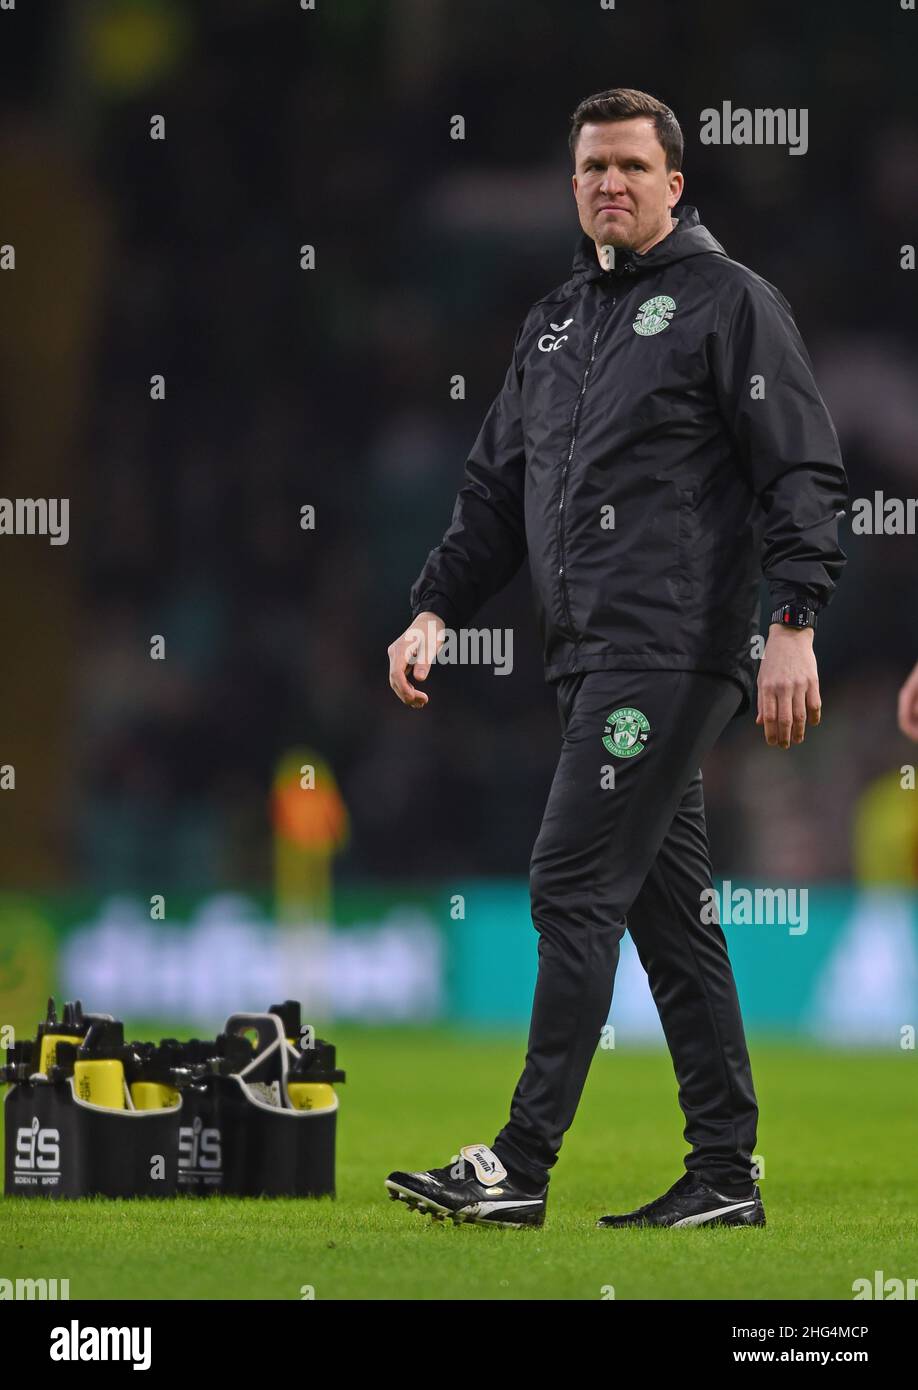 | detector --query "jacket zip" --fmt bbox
[556,279,623,641]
